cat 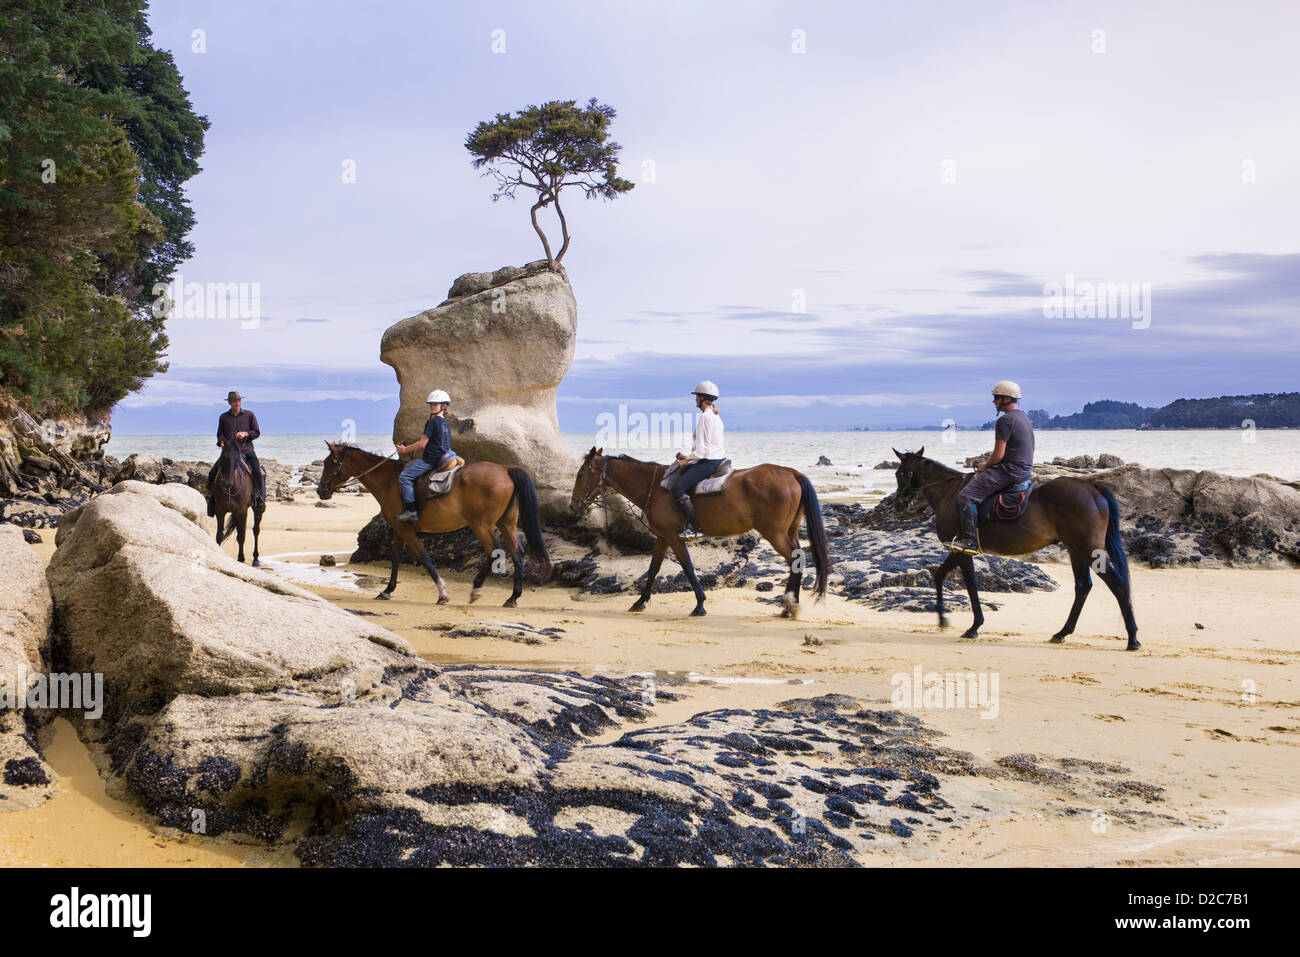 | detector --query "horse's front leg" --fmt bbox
[933,552,959,630]
[395,524,448,603]
[235,511,248,563]
[669,538,706,616]
[376,527,400,600]
[214,512,225,546]
[958,554,983,638]
[250,505,262,567]
[630,538,669,612]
